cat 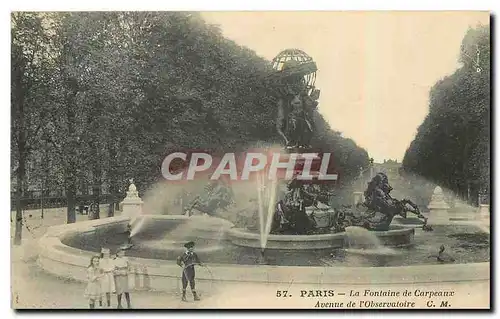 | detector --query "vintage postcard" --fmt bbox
[11,11,490,310]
